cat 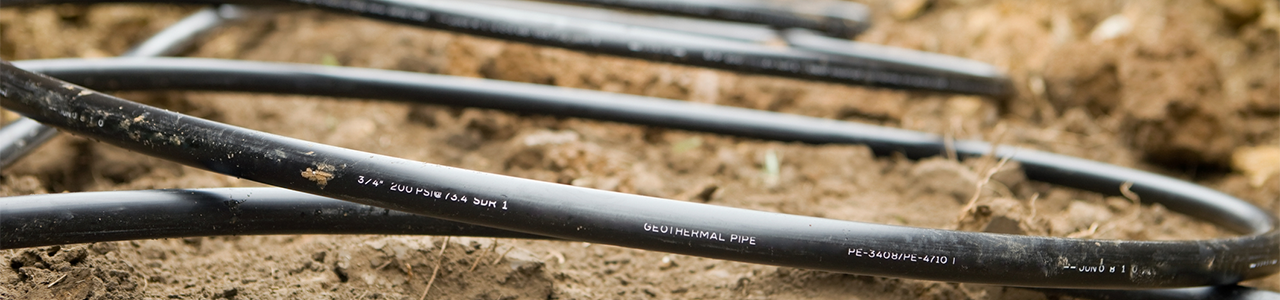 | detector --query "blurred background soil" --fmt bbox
[1,0,1278,299]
